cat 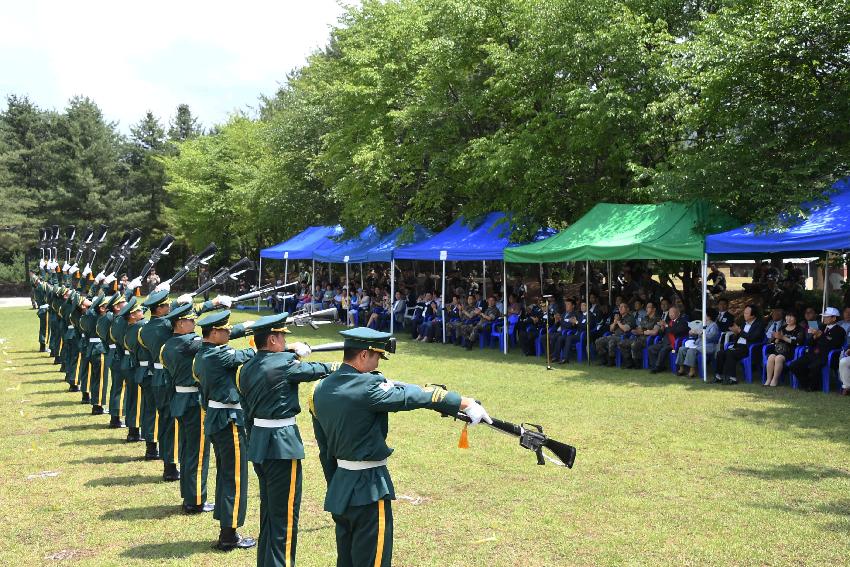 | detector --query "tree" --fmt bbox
[168,104,202,142]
